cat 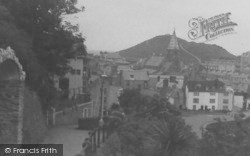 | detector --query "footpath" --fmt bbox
[41,125,89,156]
